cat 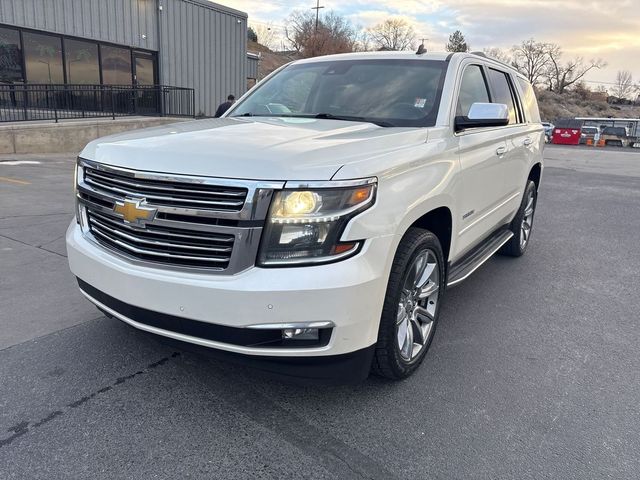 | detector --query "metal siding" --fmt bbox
[158,0,247,116]
[247,56,258,79]
[0,0,158,49]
